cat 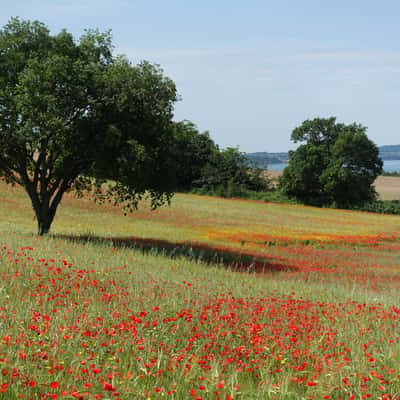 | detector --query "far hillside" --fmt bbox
[379,144,400,160]
[247,144,400,167]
